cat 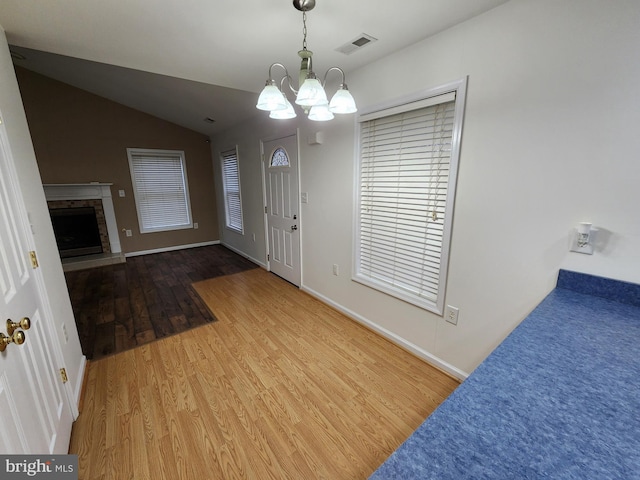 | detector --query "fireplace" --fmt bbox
[43,183,124,270]
[46,198,111,256]
[50,206,104,258]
